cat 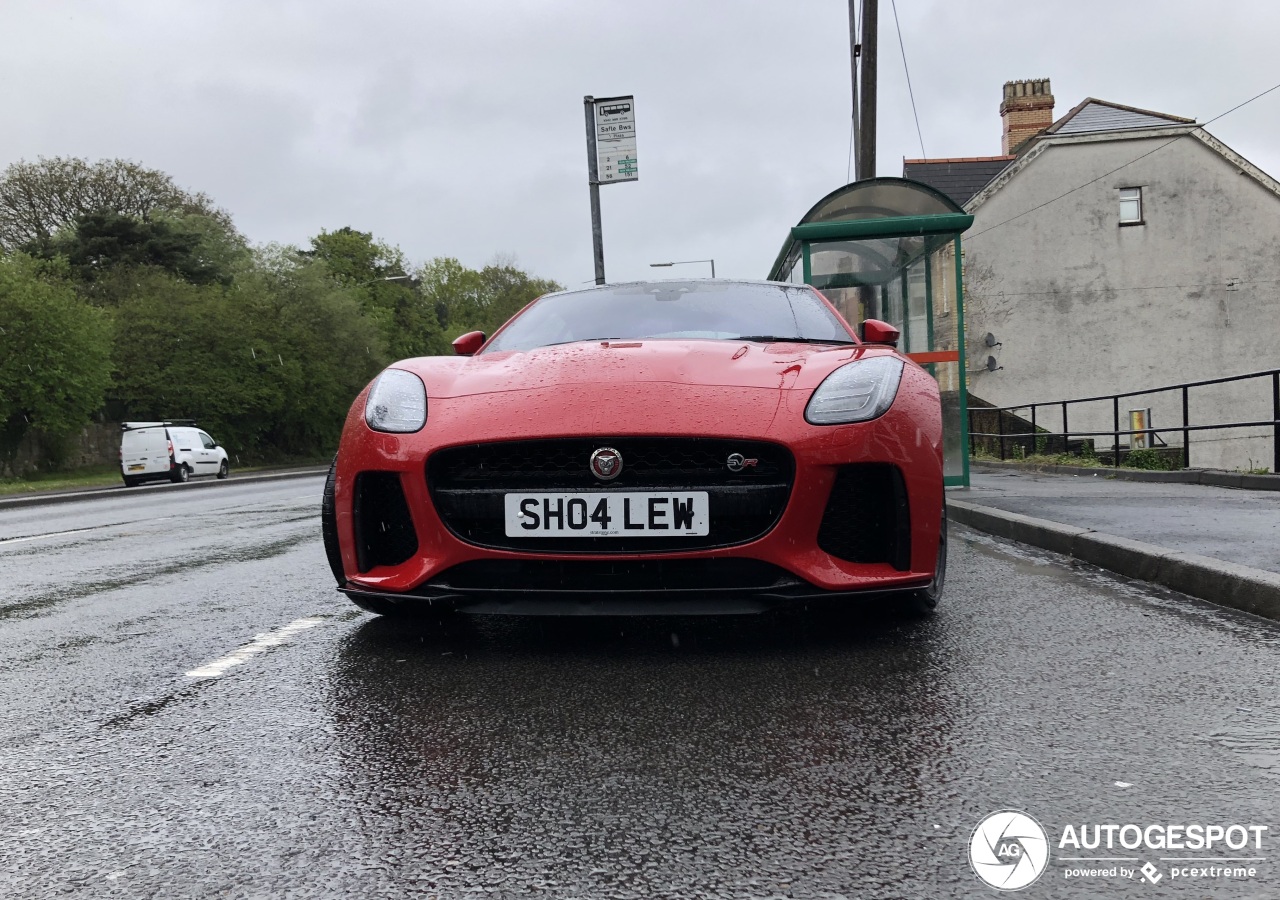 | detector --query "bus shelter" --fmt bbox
[768,178,974,486]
